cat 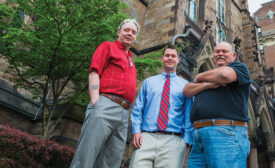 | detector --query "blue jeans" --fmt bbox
[188,125,250,168]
